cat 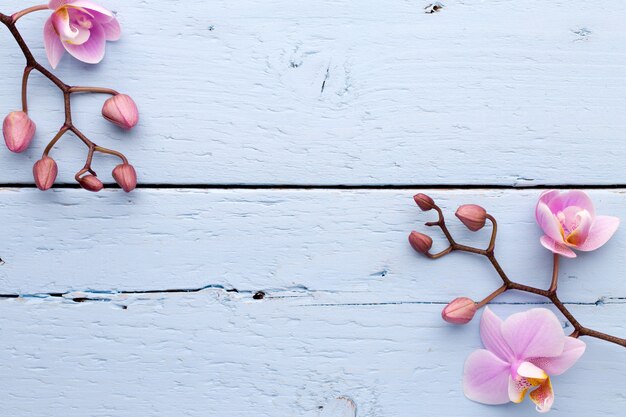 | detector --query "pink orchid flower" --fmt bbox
[464,308,585,413]
[535,190,620,258]
[43,0,121,68]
